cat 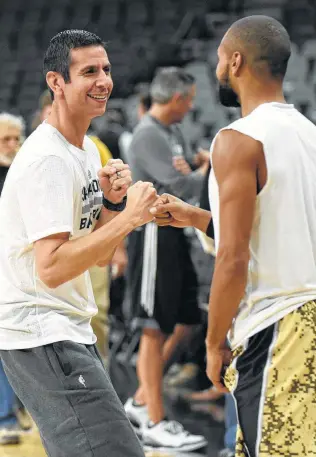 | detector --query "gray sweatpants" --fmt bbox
[0,341,144,457]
